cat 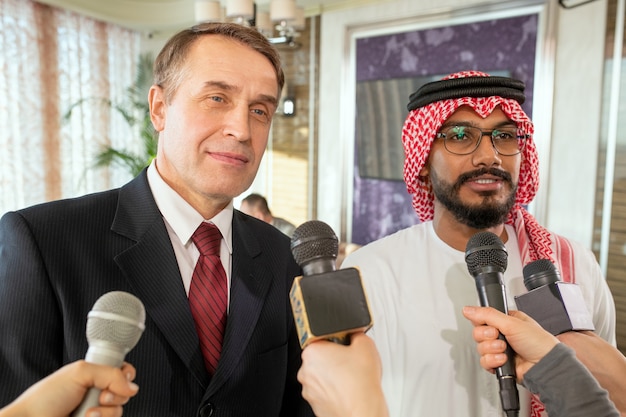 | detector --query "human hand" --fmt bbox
[297,332,389,417]
[557,331,626,414]
[0,361,139,417]
[462,306,559,382]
